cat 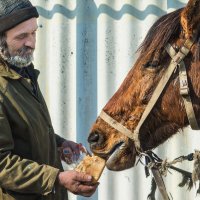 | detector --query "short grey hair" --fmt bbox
[0,32,7,53]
